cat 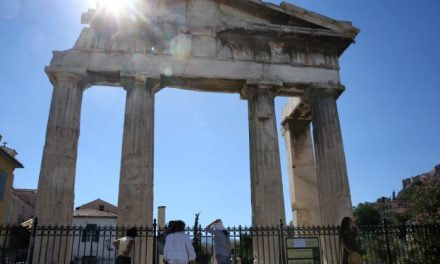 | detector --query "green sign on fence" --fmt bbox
[285,237,321,264]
